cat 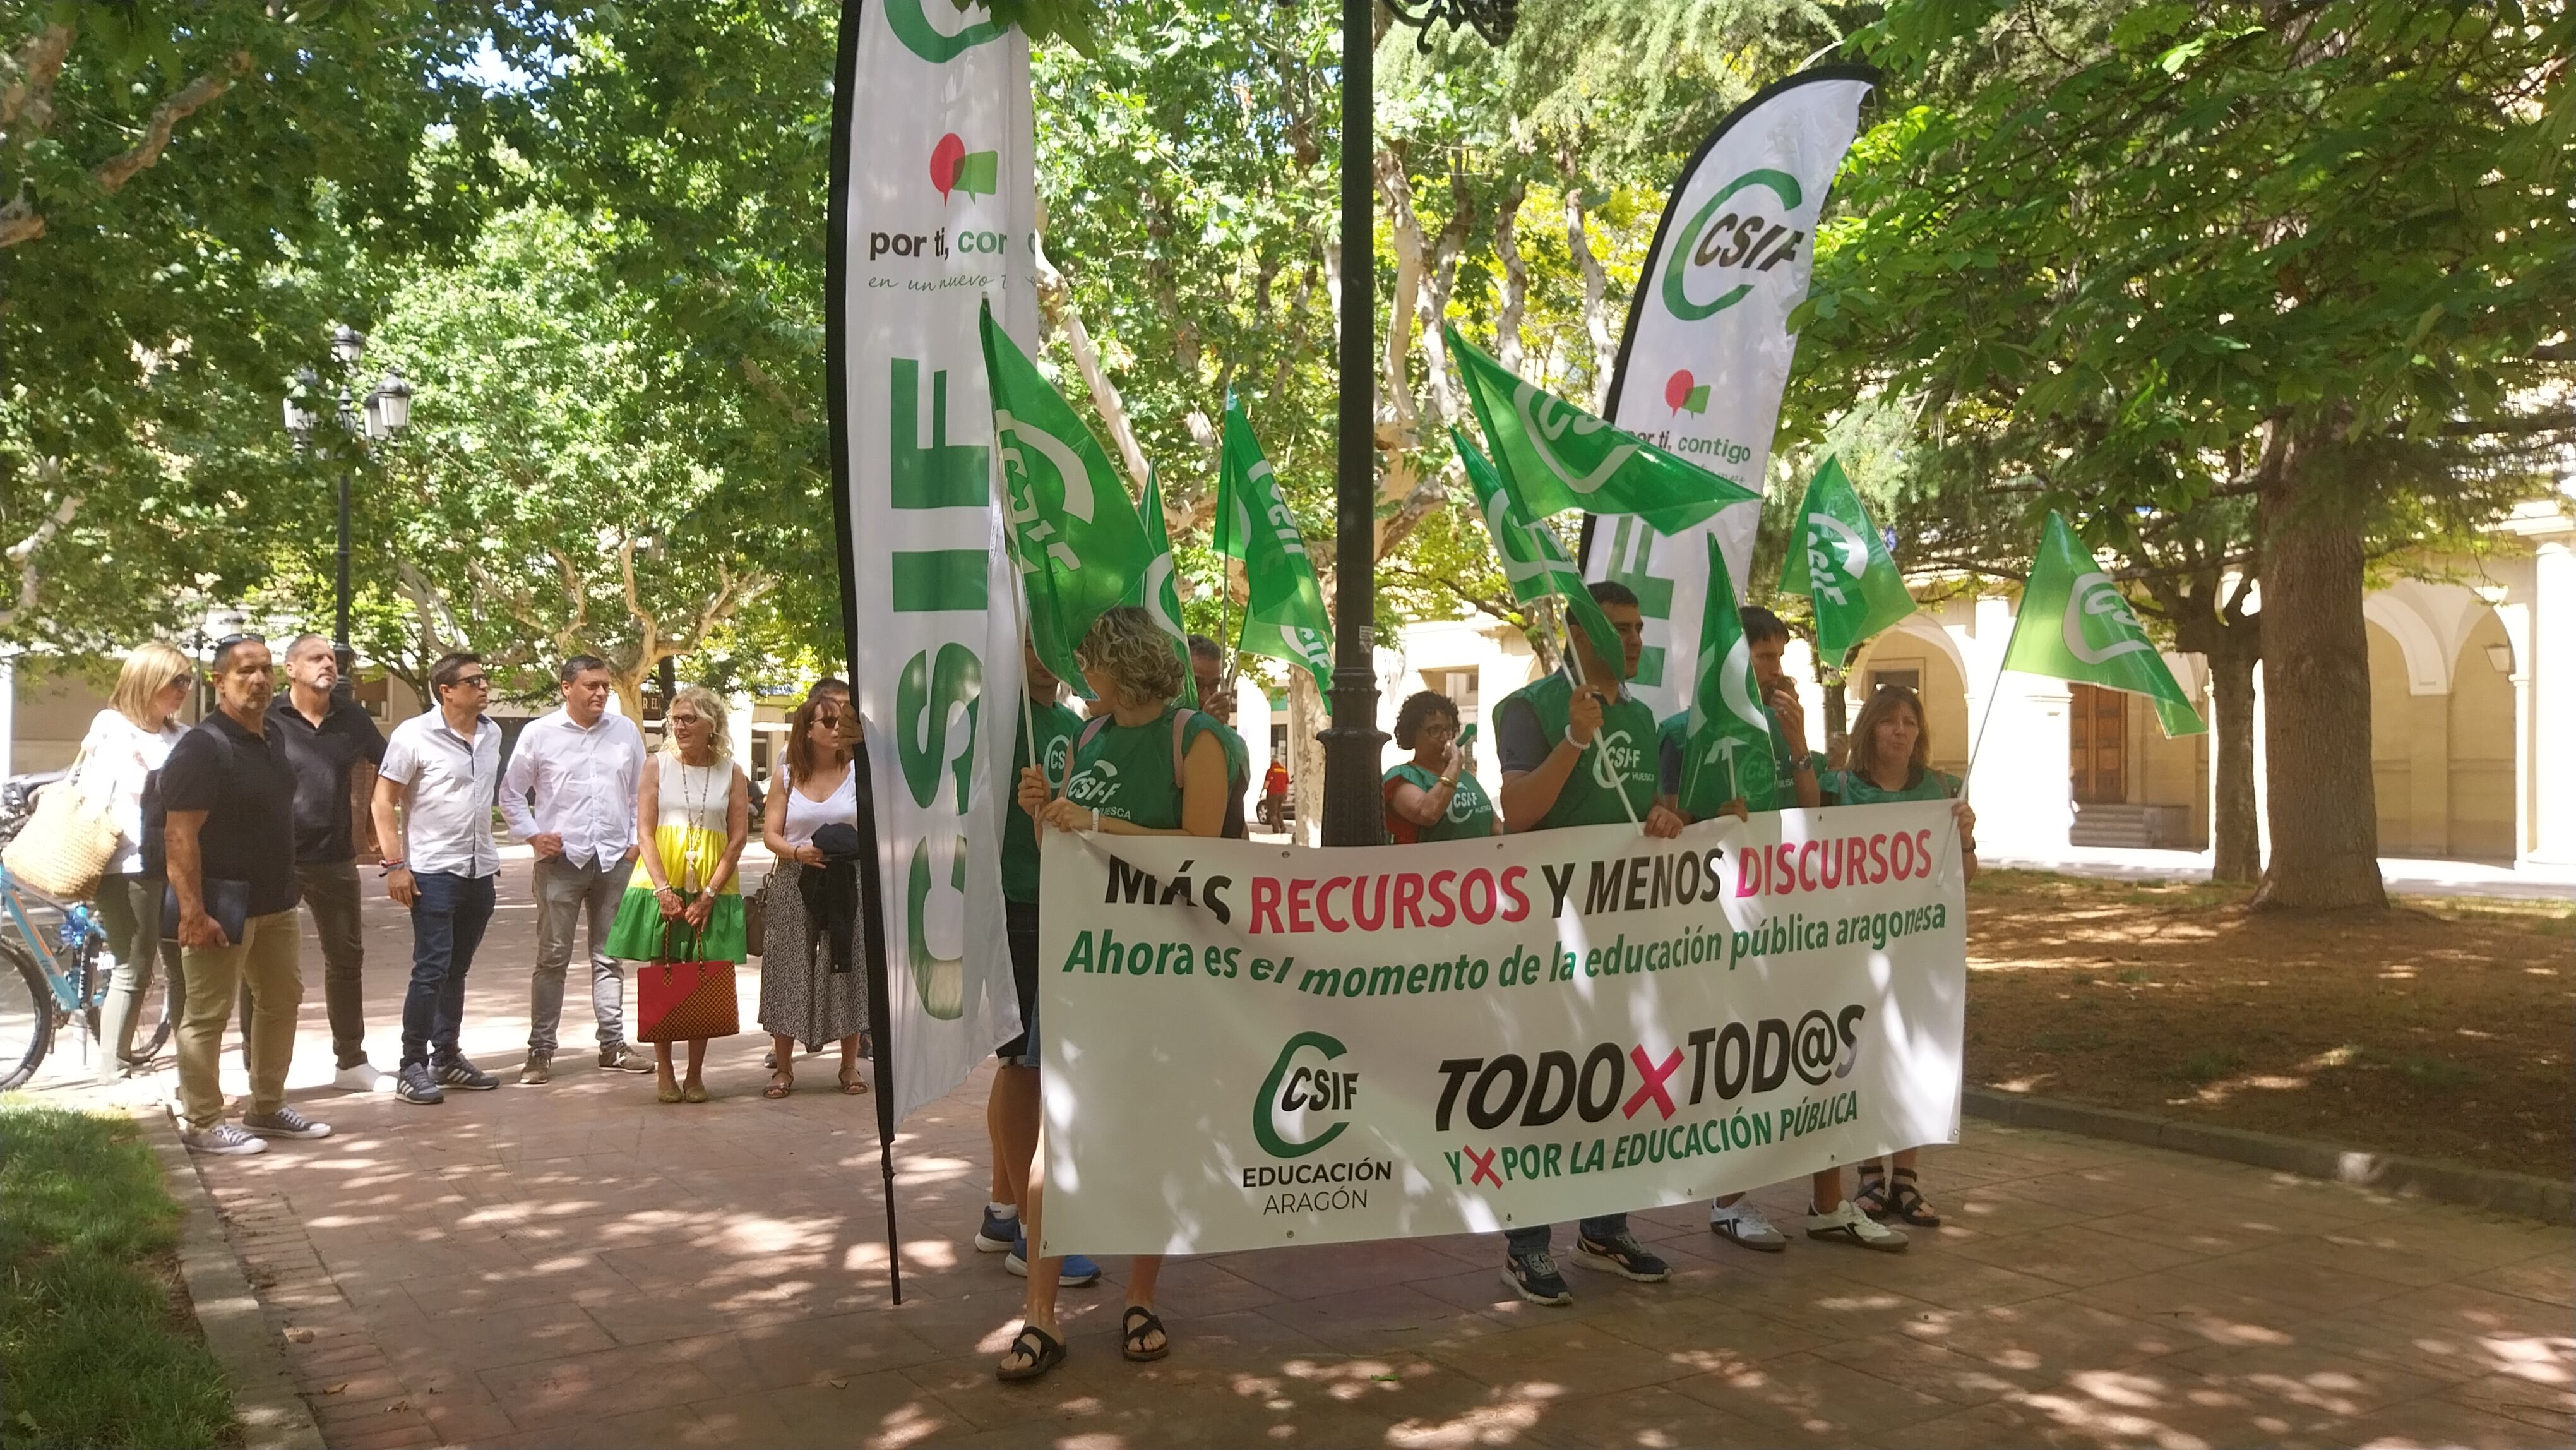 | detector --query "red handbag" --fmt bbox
[637,923,739,1042]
